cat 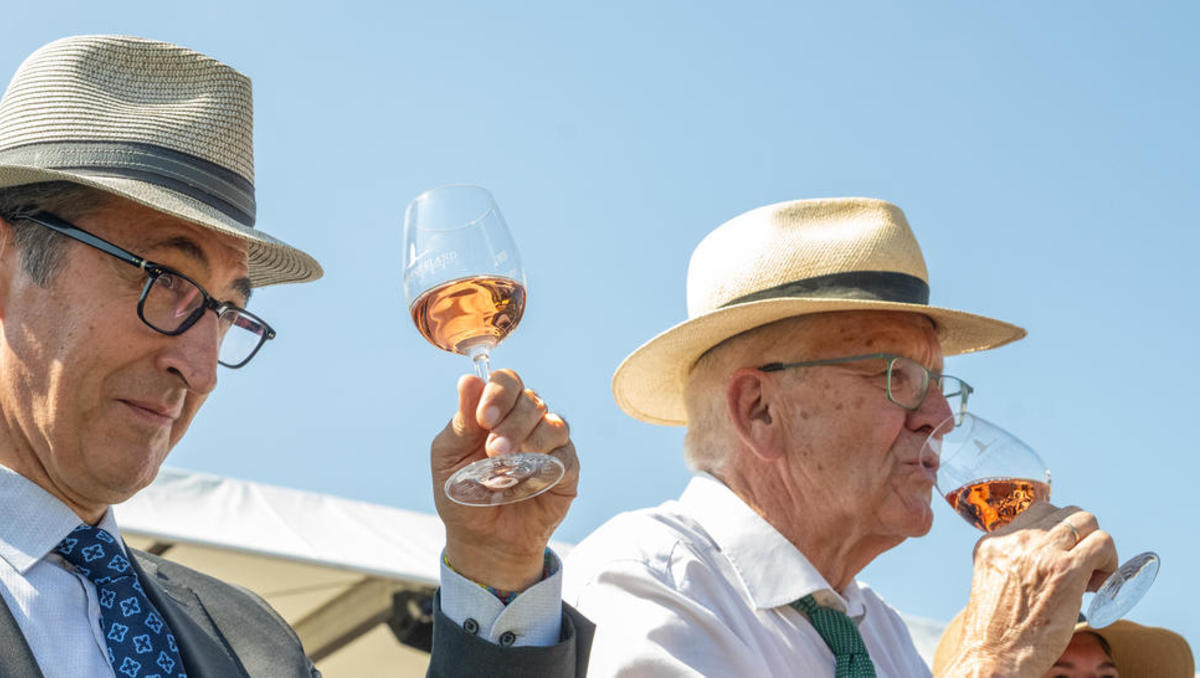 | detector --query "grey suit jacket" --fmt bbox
[0,548,593,677]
